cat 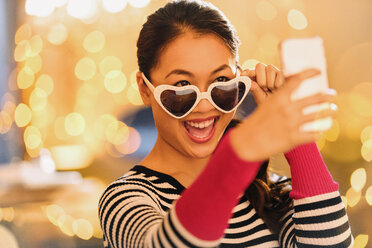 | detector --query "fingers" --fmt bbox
[298,103,338,125]
[294,89,336,108]
[283,68,321,93]
[255,63,268,92]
